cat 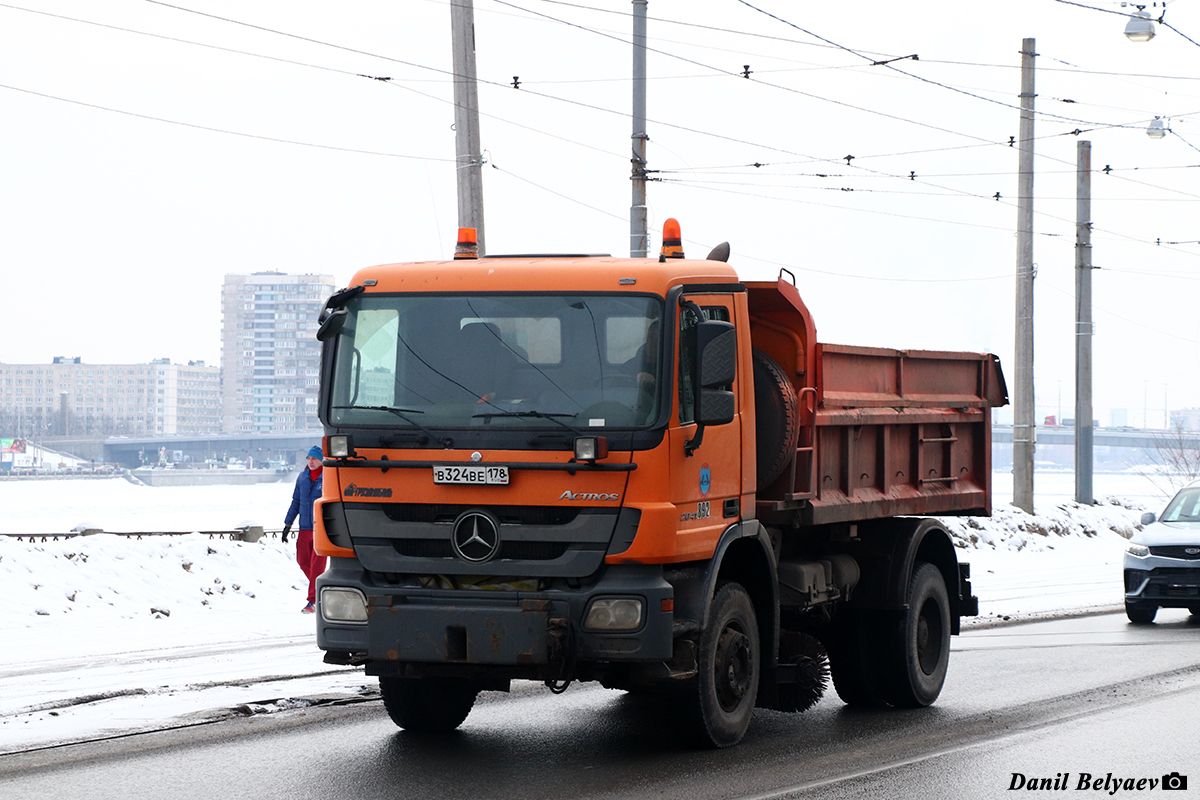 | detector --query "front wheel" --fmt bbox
[680,581,760,748]
[379,676,479,732]
[1125,601,1157,625]
[881,562,951,708]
